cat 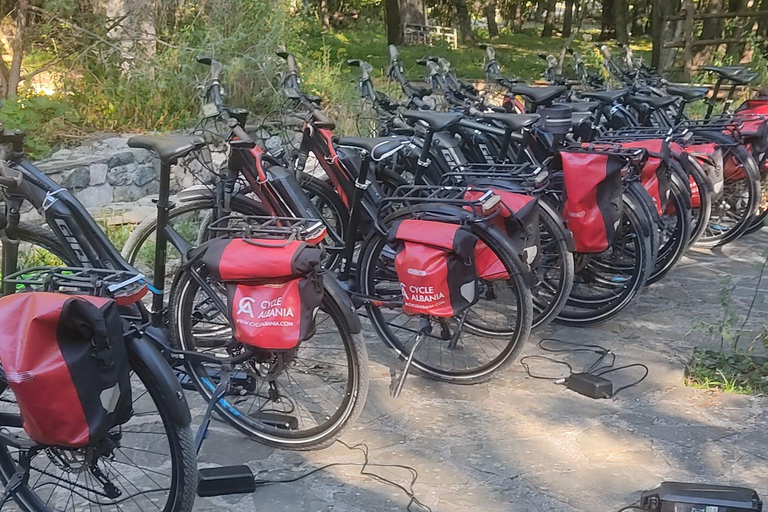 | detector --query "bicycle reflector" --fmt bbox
[639,482,762,512]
